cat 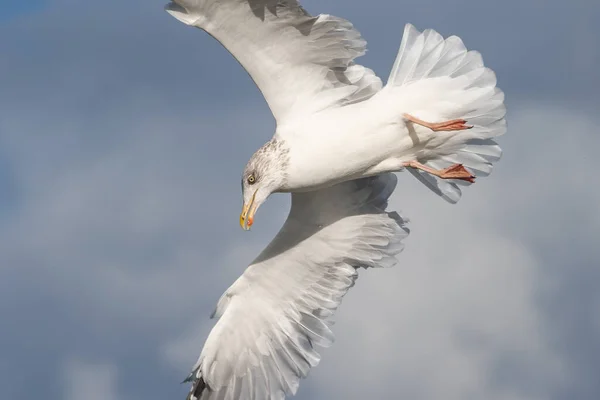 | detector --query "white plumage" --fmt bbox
[165,0,506,398]
[388,25,505,202]
[186,174,408,400]
[166,0,382,122]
